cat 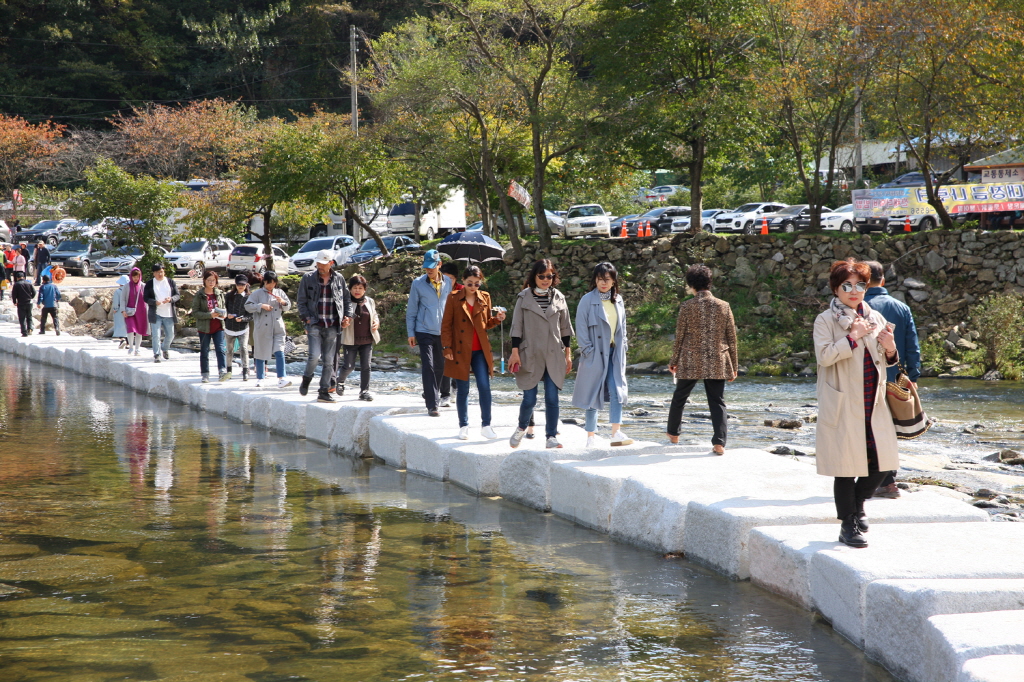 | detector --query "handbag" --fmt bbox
[885,361,930,439]
[284,336,297,354]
